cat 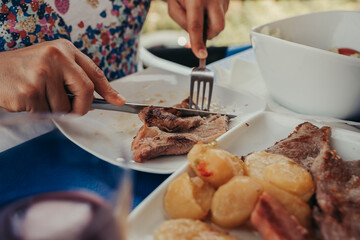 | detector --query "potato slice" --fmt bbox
[188,142,244,187]
[164,172,215,220]
[211,176,263,228]
[263,162,314,201]
[252,178,312,228]
[244,151,314,201]
[154,219,238,240]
